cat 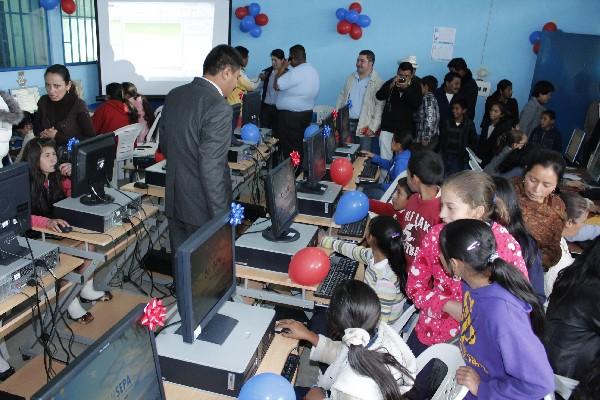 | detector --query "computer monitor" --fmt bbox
[242,90,262,127]
[175,211,236,344]
[321,114,336,164]
[297,129,327,194]
[70,133,117,205]
[31,304,166,400]
[0,162,31,265]
[565,128,586,164]
[263,158,299,242]
[586,140,600,184]
[336,104,352,147]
